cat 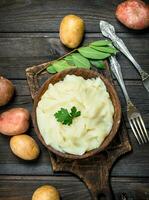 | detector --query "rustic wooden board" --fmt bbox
[26,57,131,200]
